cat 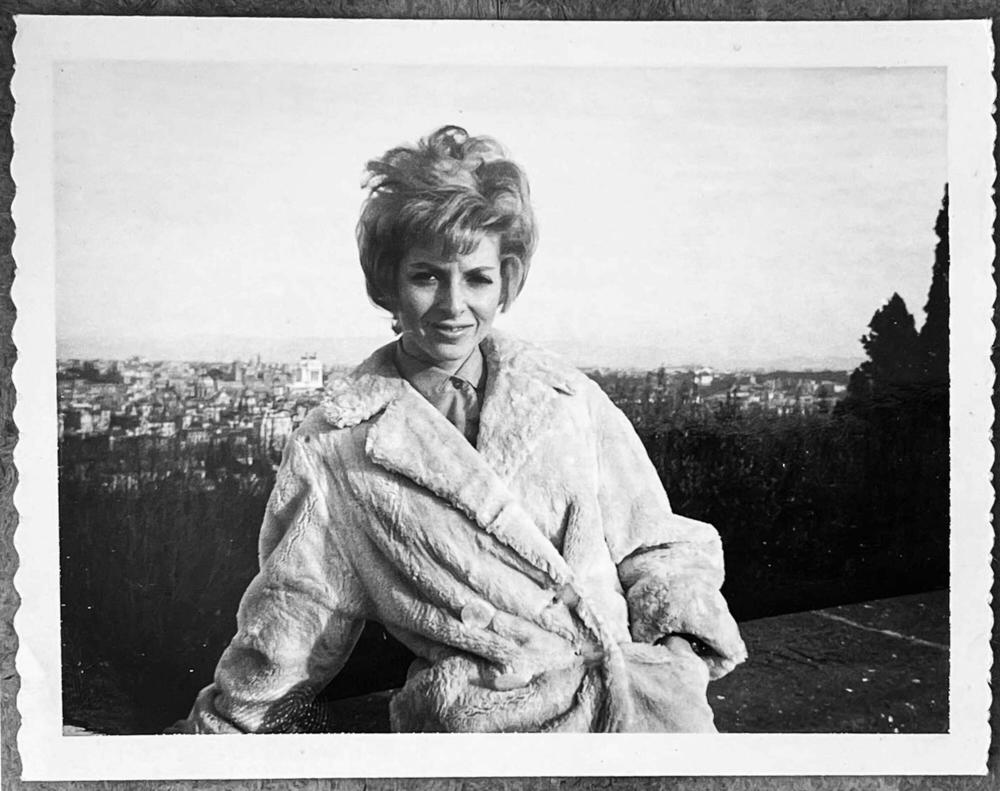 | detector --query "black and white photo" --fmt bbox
[9,15,994,779]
